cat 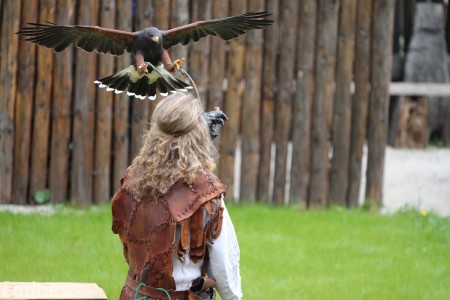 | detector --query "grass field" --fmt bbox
[1,204,449,299]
